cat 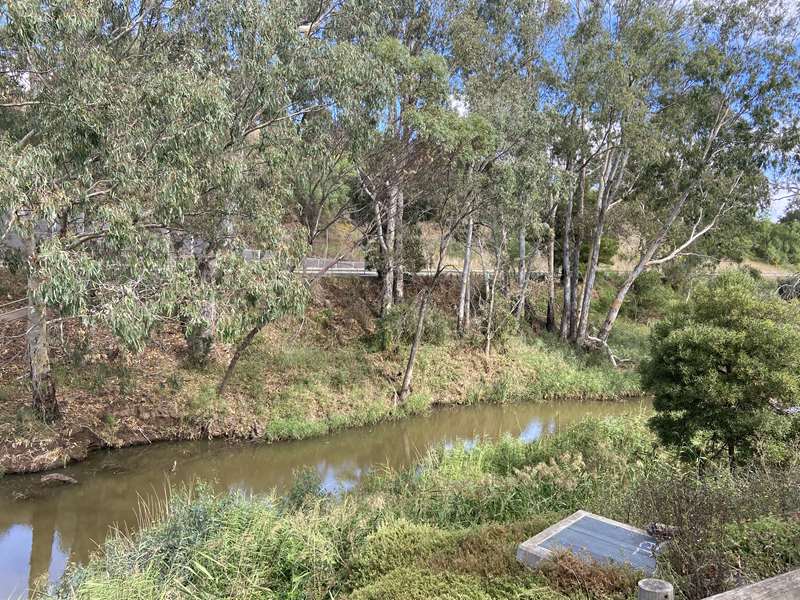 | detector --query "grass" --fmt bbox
[1,275,649,475]
[207,326,644,444]
[47,415,800,600]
